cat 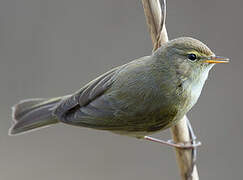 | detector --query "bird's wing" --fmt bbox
[53,65,122,125]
